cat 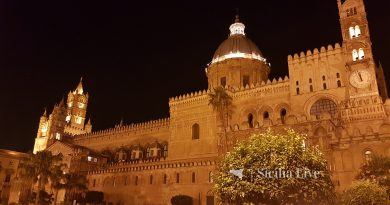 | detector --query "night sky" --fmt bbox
[1,0,390,152]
